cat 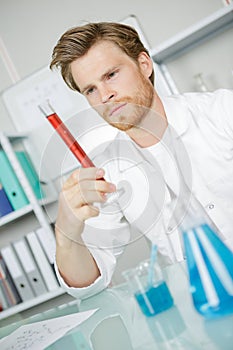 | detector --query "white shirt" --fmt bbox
[55,88,233,299]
